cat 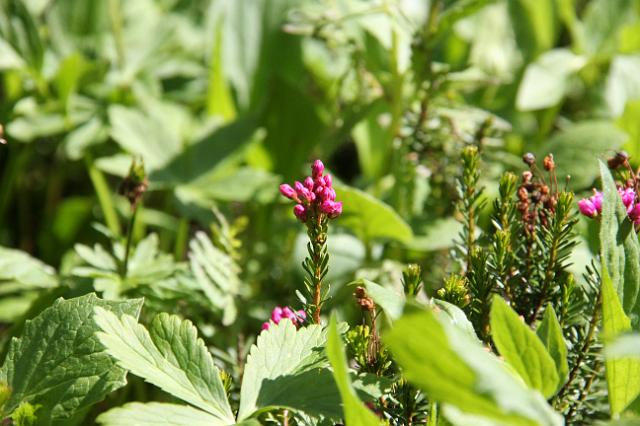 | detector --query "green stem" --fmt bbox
[122,205,138,278]
[427,401,438,426]
[174,217,189,260]
[86,156,121,236]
